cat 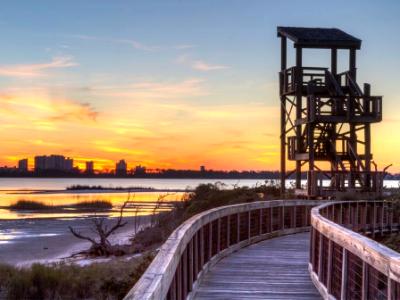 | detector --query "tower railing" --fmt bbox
[310,201,400,299]
[125,200,323,300]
